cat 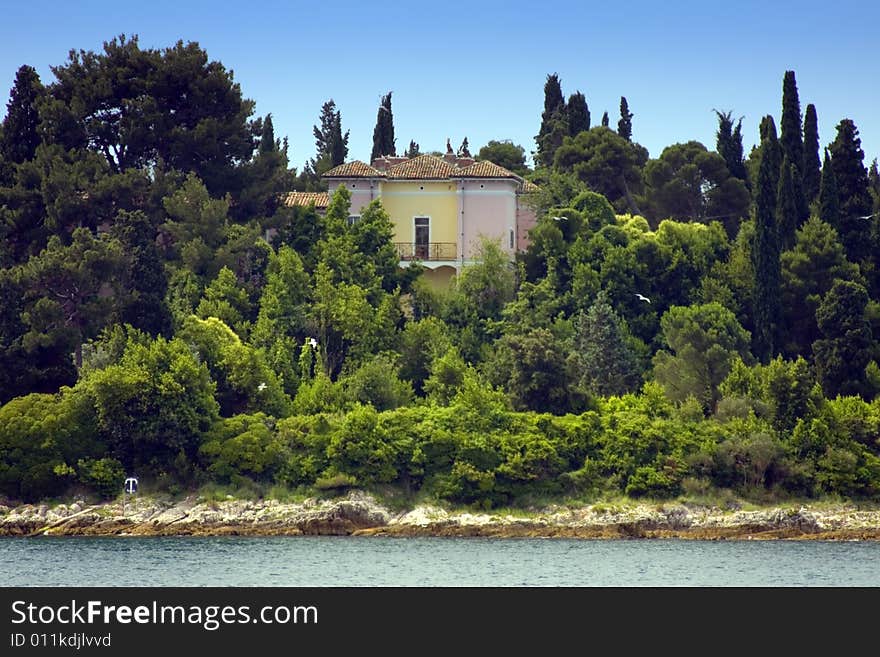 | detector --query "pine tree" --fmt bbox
[534,73,567,168]
[828,118,872,262]
[714,109,748,182]
[457,137,471,158]
[617,96,633,141]
[819,149,840,227]
[259,114,277,153]
[601,111,609,128]
[574,291,641,396]
[802,103,821,203]
[777,156,798,251]
[567,91,590,136]
[371,91,396,161]
[0,65,44,165]
[405,140,420,158]
[752,117,782,362]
